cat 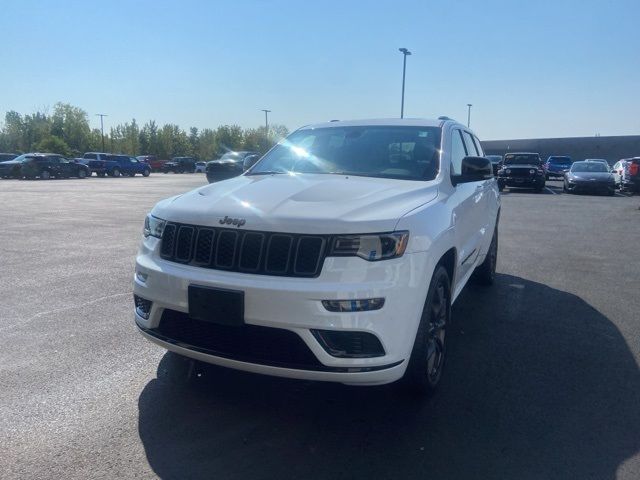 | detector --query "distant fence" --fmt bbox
[482,135,640,164]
